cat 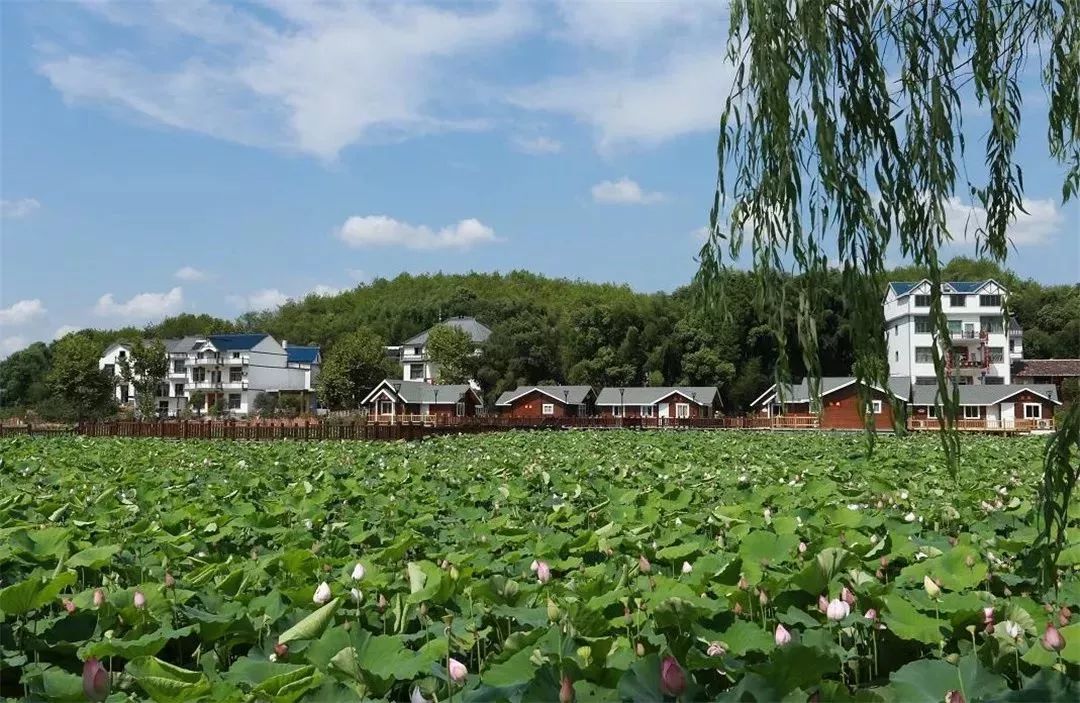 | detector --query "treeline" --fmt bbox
[2,258,1077,418]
